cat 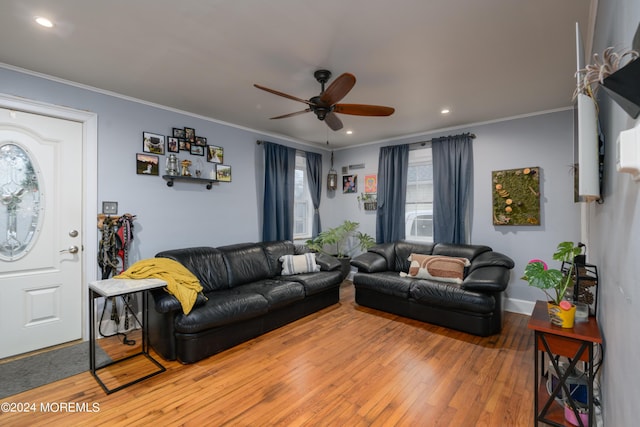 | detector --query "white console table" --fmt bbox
[89,278,167,394]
